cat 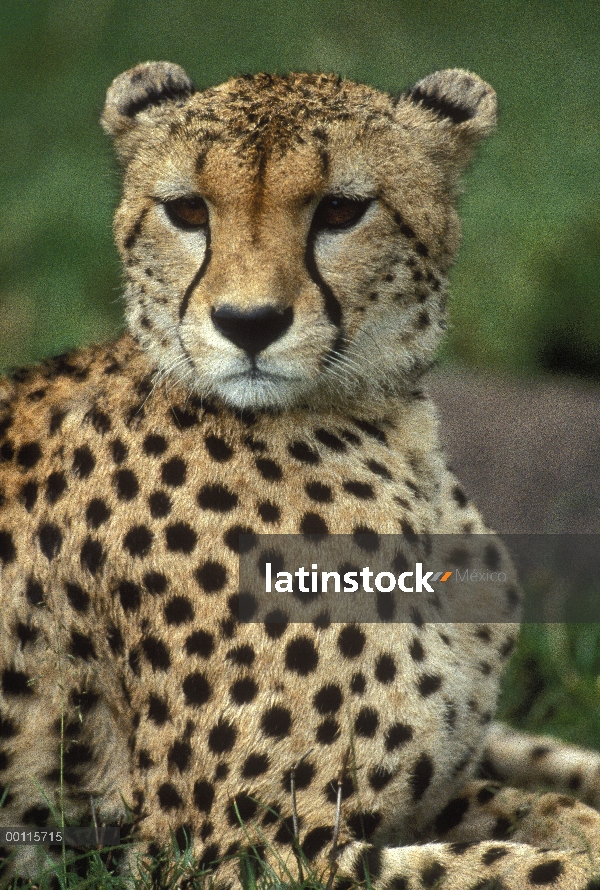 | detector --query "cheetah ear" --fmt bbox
[406,69,496,136]
[102,61,195,142]
[403,69,496,172]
